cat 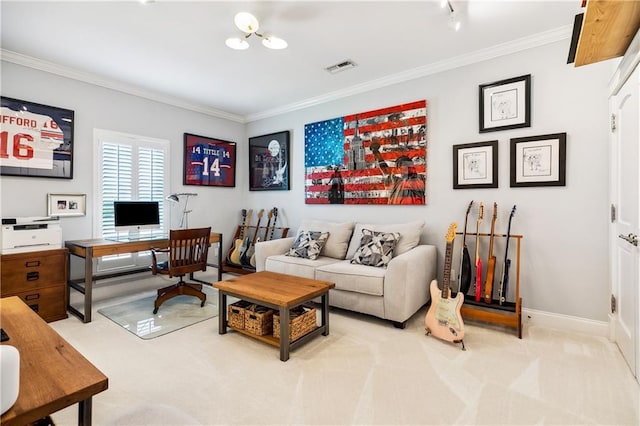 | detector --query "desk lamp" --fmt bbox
[166,192,197,229]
